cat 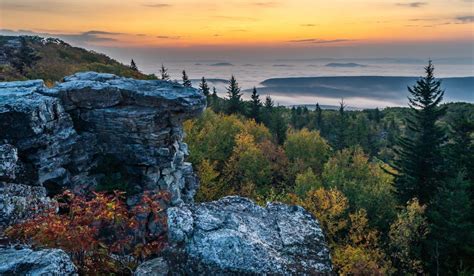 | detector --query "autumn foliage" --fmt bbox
[6,190,170,274]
